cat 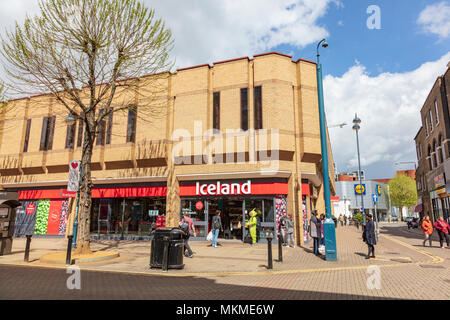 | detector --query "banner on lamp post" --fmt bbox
[67,161,81,192]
